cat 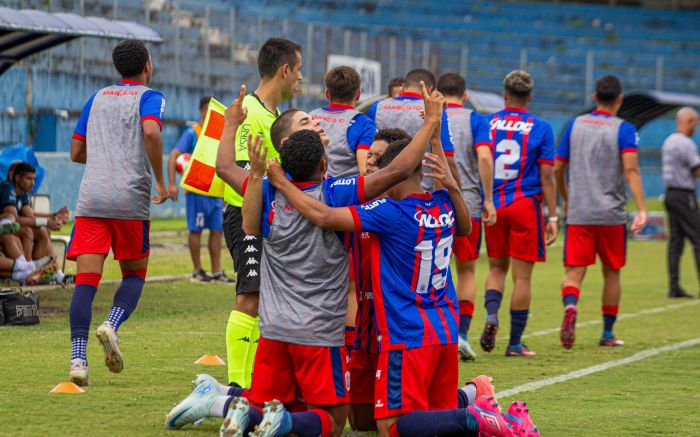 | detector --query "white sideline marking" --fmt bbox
[496,337,700,399]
